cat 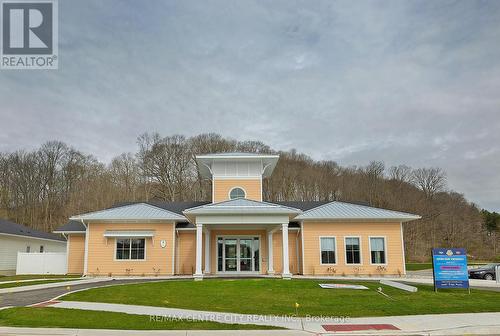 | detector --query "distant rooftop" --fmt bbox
[0,218,66,242]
